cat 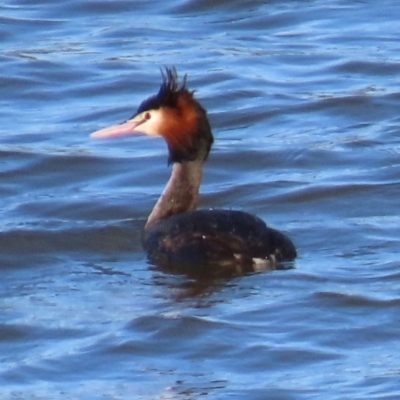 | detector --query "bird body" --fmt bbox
[91,68,296,275]
[143,209,296,274]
